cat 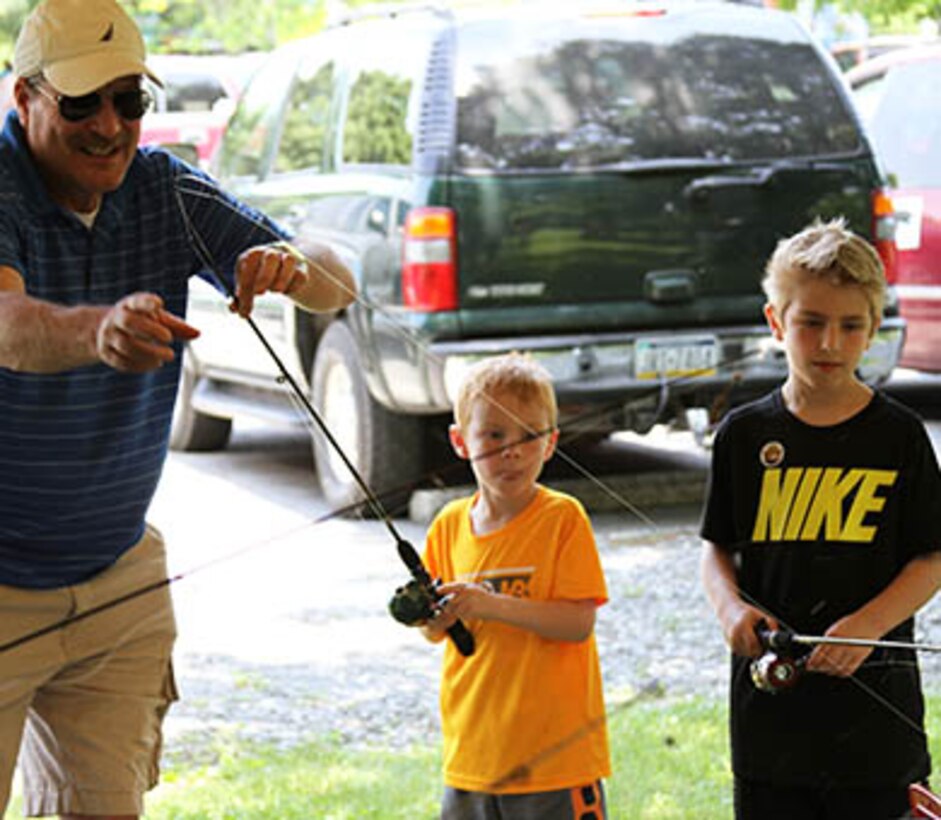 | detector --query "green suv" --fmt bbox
[173,2,904,512]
